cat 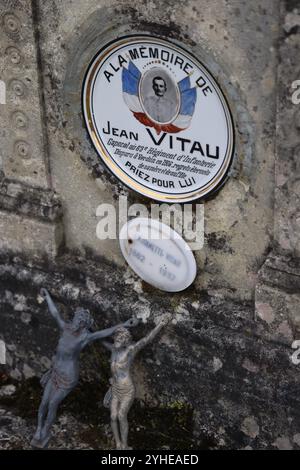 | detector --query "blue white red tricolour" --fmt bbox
[122,61,197,134]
